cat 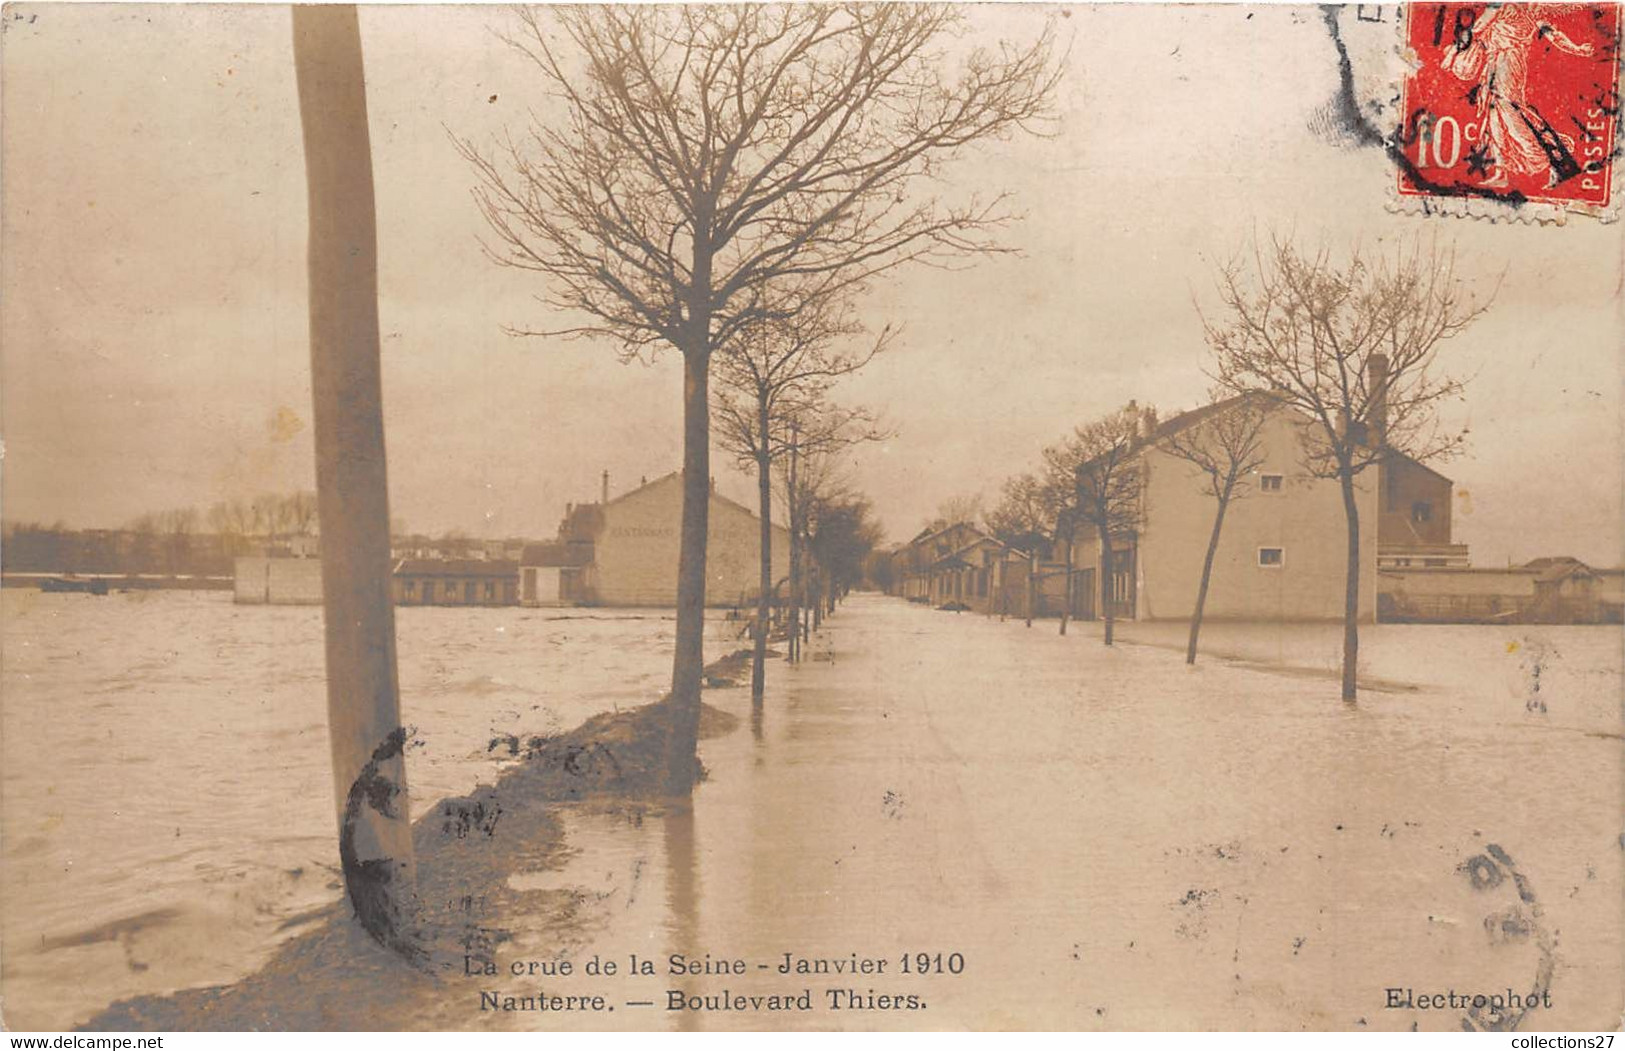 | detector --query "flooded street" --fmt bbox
[4,591,1620,1030]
